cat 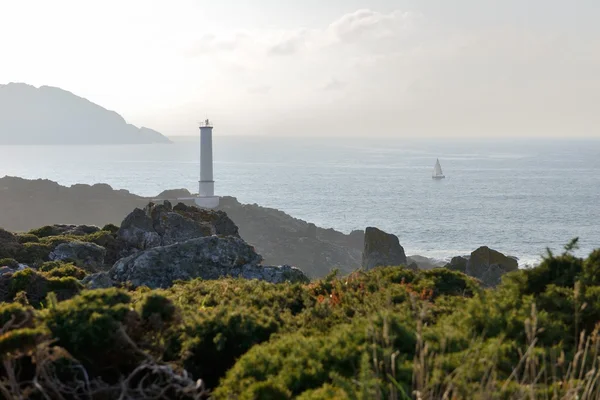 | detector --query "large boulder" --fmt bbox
[466,246,518,287]
[81,272,115,289]
[362,227,407,270]
[117,201,239,254]
[172,202,239,237]
[445,256,469,273]
[49,241,107,271]
[110,236,307,288]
